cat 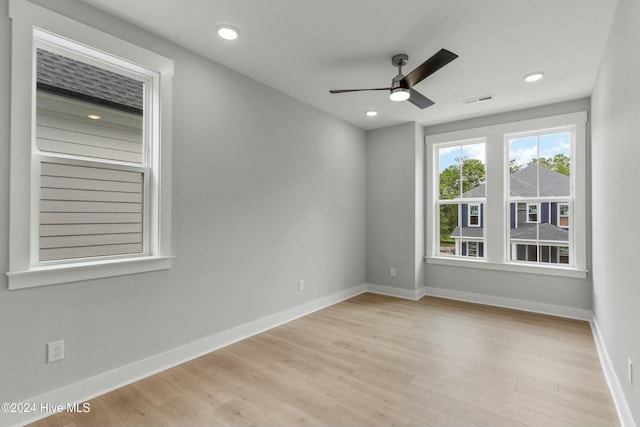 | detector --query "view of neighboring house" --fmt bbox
[36,49,146,261]
[451,164,570,264]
